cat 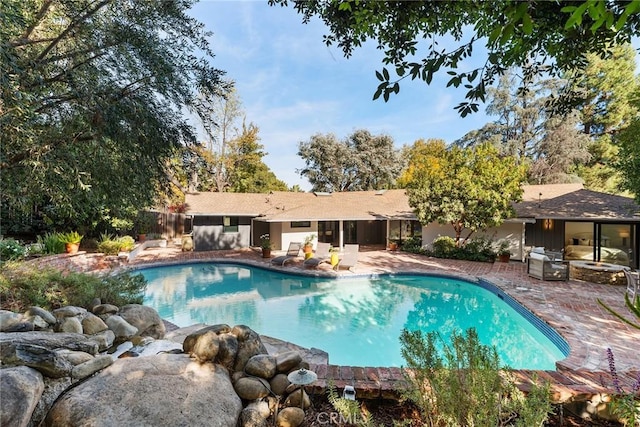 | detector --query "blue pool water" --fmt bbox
[140,262,567,369]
